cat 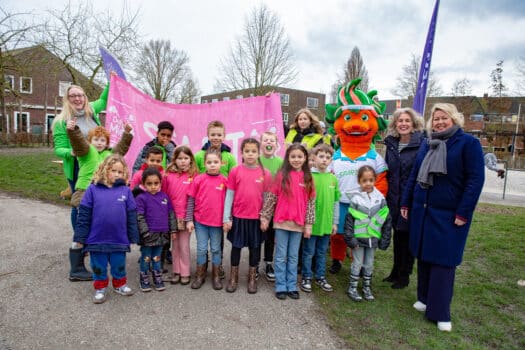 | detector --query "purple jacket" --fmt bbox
[74,180,139,252]
[135,191,177,246]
